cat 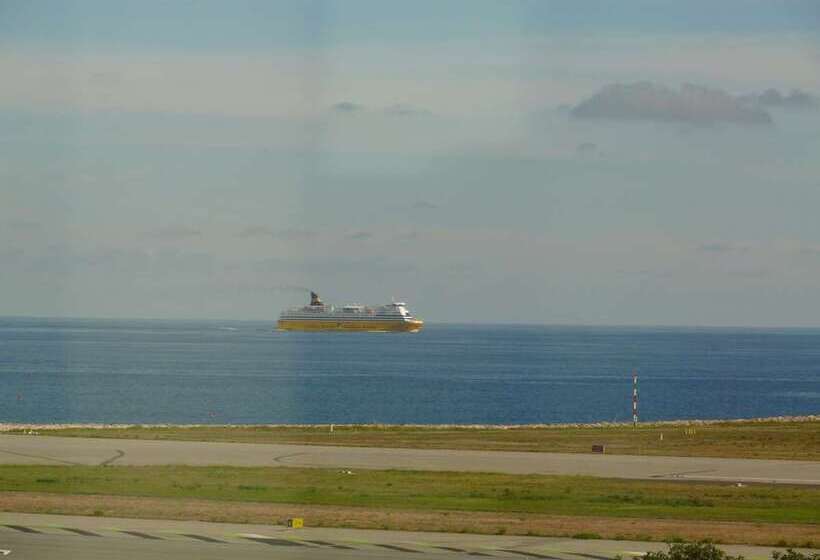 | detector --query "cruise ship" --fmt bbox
[277,292,423,332]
